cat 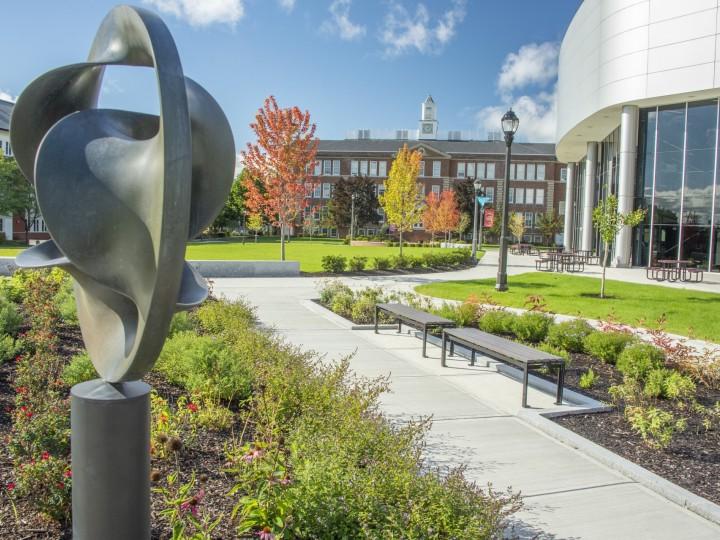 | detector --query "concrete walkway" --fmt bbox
[214,274,720,540]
